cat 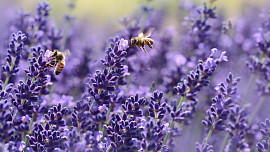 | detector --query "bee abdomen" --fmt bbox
[54,60,65,75]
